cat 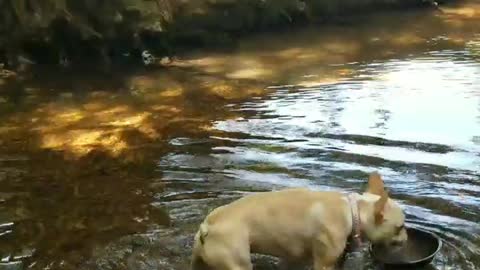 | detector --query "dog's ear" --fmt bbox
[374,190,389,225]
[366,172,385,196]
